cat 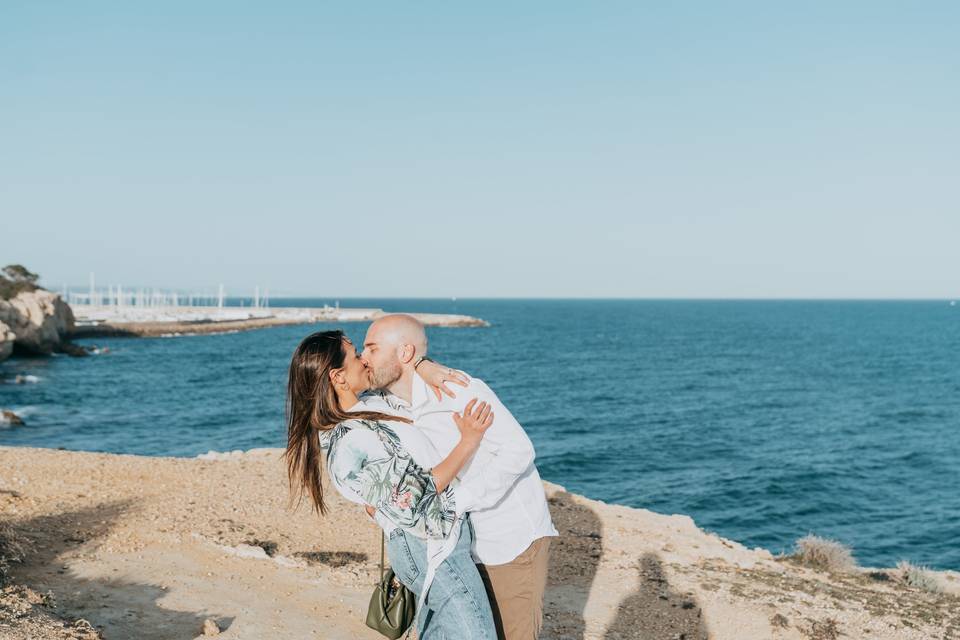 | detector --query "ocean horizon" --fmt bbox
[2,298,958,571]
